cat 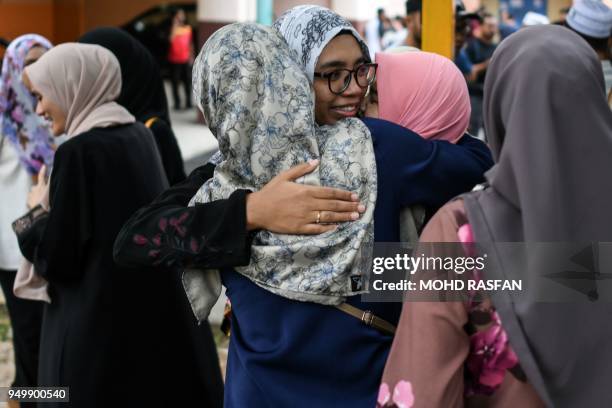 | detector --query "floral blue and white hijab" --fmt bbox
[273,5,370,81]
[204,7,369,165]
[0,34,55,175]
[189,23,376,314]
